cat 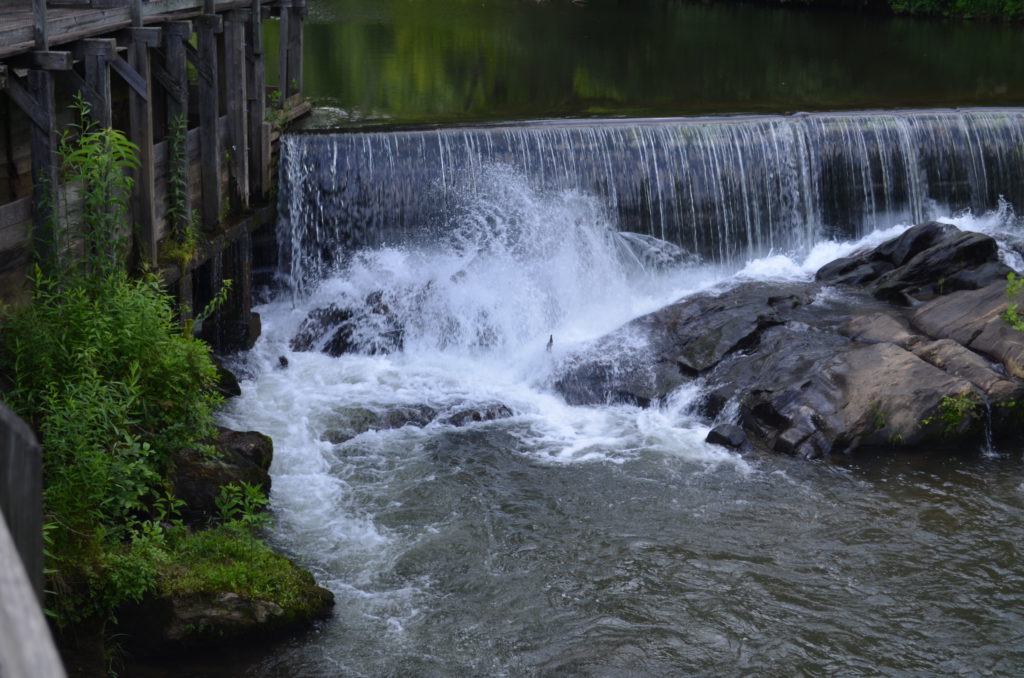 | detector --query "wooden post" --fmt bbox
[80,39,115,129]
[286,0,305,98]
[195,13,223,231]
[127,27,158,267]
[28,0,57,268]
[278,0,291,96]
[163,21,192,240]
[32,0,49,51]
[224,10,250,212]
[247,2,268,200]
